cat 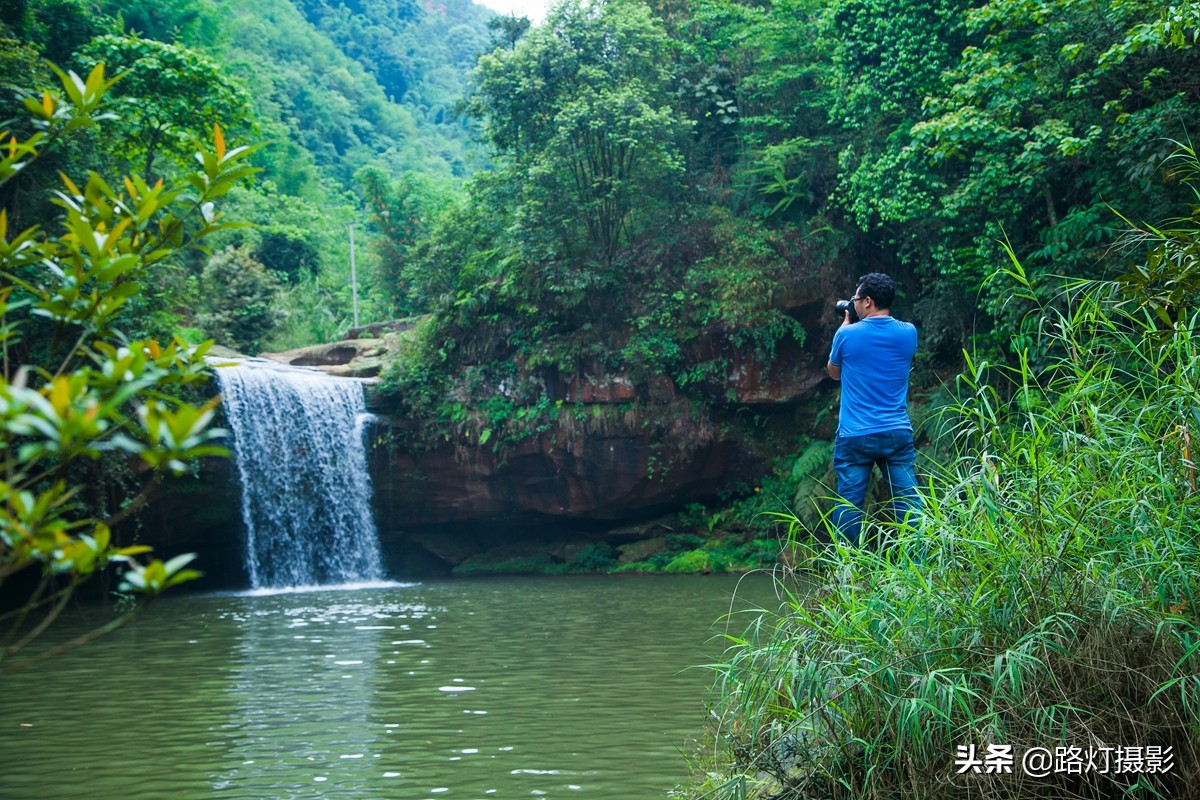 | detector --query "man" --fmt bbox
[826,272,920,545]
